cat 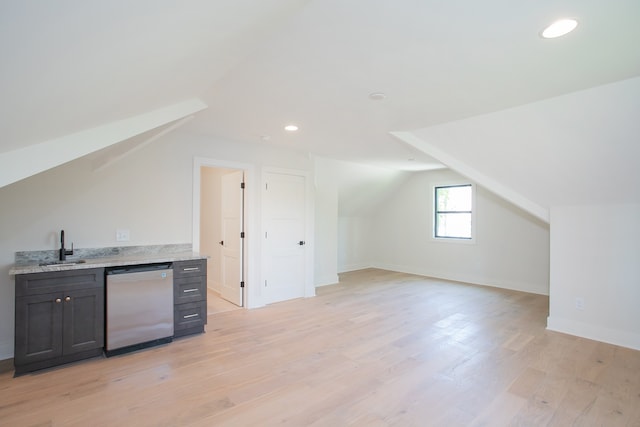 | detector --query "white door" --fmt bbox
[220,170,244,306]
[263,172,306,304]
